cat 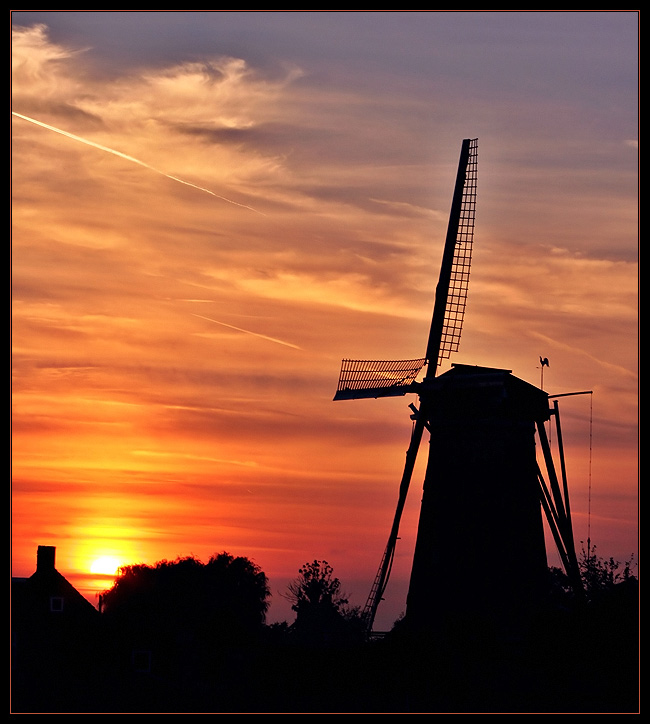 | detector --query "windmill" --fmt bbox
[334,139,583,635]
